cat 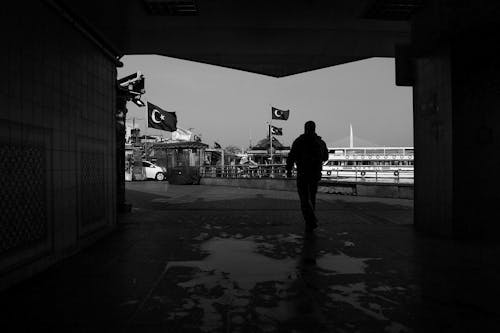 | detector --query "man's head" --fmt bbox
[304,121,316,135]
